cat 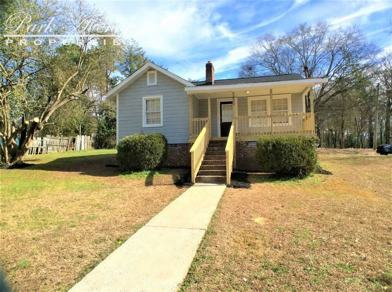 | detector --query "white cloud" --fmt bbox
[237,0,309,35]
[378,43,392,58]
[90,0,234,59]
[213,46,251,72]
[329,0,392,27]
[171,45,251,80]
